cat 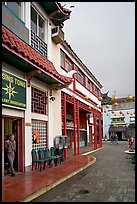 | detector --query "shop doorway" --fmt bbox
[117,132,122,141]
[3,117,24,175]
